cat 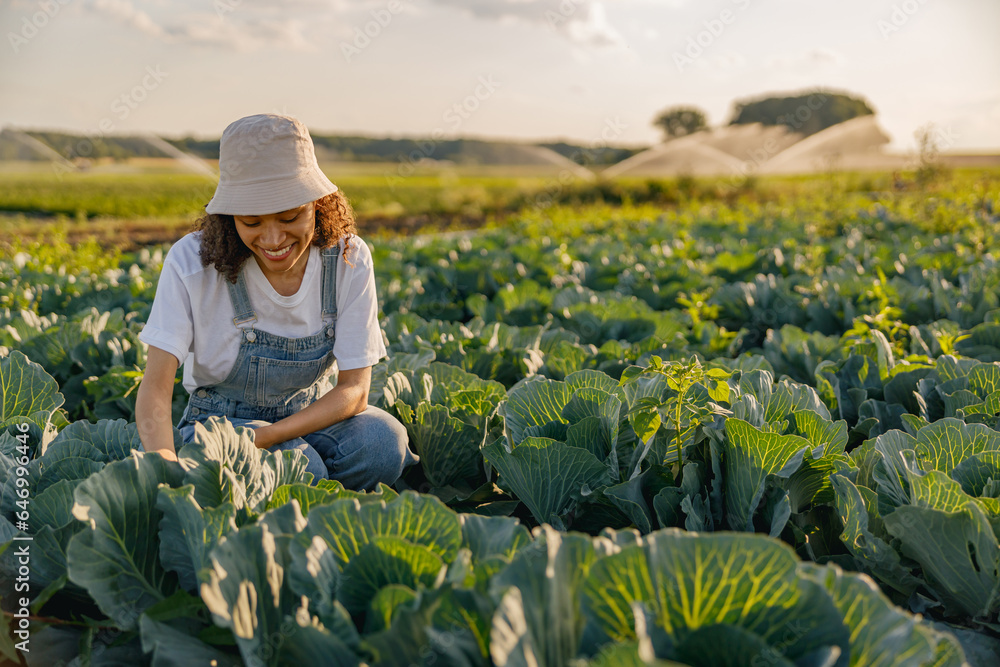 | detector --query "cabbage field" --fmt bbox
[3,178,1000,666]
